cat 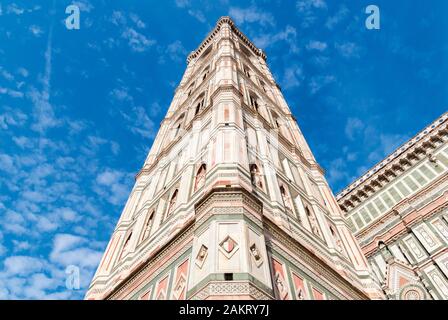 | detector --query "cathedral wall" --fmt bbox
[338,113,448,300]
